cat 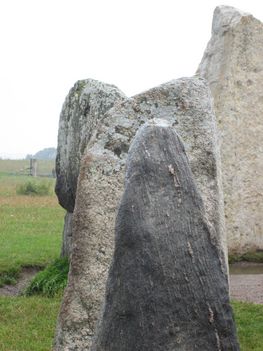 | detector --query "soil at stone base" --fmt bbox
[229,262,263,305]
[0,263,262,304]
[0,267,39,297]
